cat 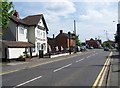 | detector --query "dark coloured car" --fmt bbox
[89,46,94,49]
[104,47,109,51]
